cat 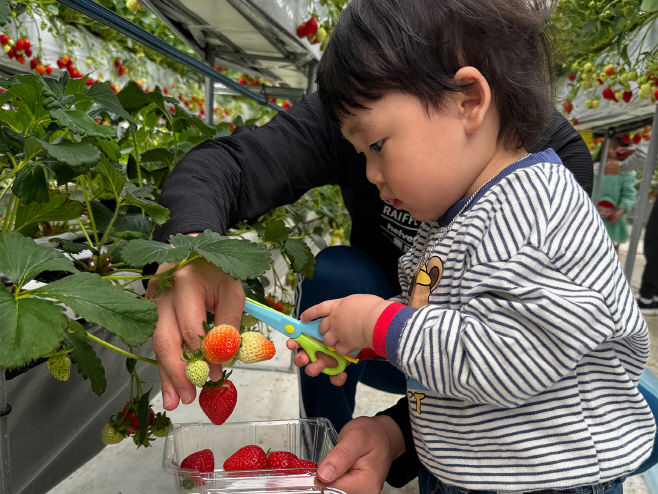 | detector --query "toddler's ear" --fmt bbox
[453,66,491,136]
